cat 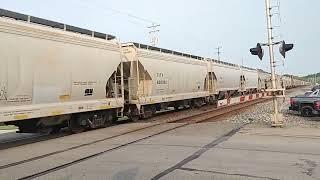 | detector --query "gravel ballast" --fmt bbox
[226,87,320,128]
